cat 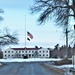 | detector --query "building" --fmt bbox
[3,47,50,59]
[38,48,50,58]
